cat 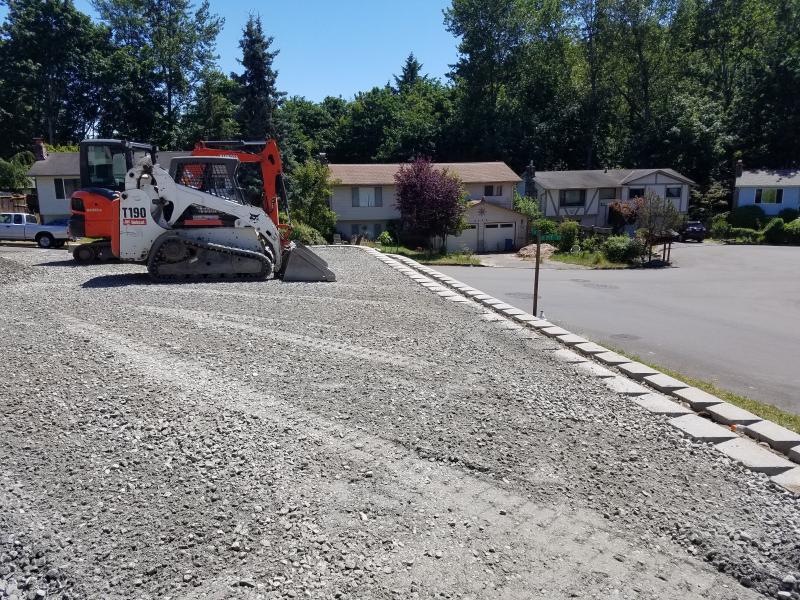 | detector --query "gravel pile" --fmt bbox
[1,245,798,599]
[0,256,32,285]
